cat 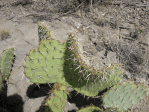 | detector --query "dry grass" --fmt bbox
[0,29,10,40]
